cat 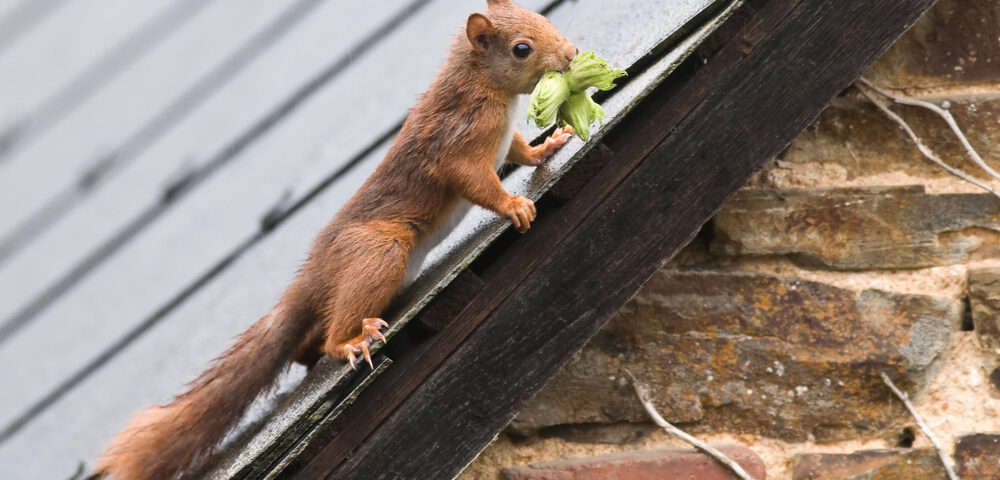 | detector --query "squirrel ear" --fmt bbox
[486,0,511,6]
[466,13,494,52]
